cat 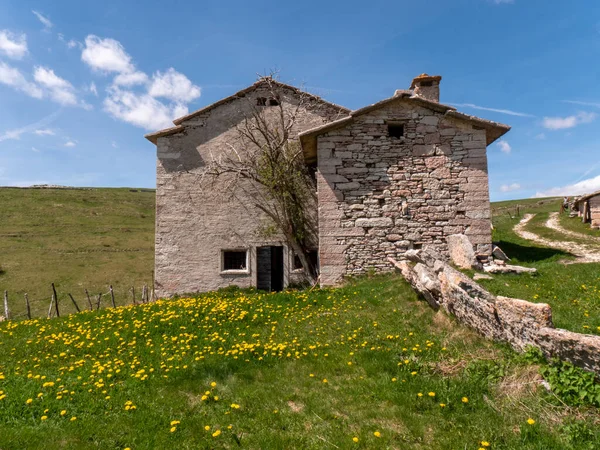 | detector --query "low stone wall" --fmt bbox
[391,249,600,375]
